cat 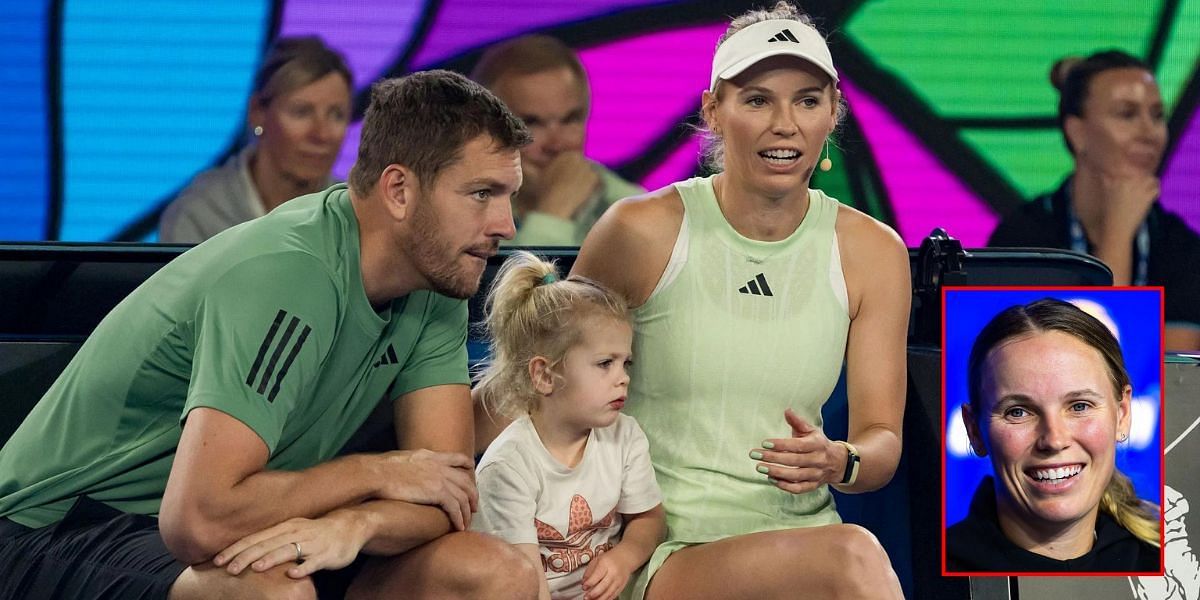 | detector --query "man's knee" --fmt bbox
[445,533,539,600]
[170,563,317,600]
